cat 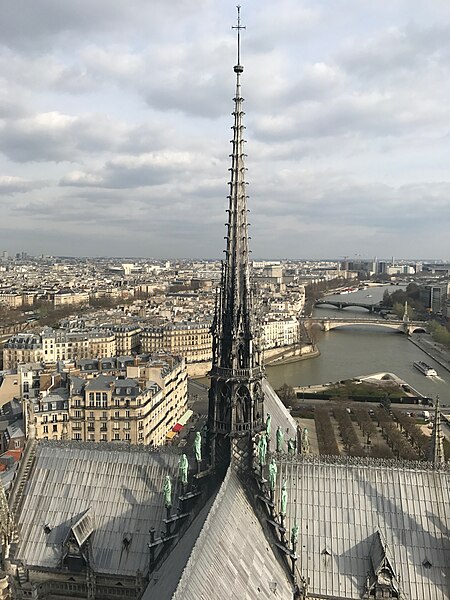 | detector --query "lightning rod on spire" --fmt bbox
[232,5,245,72]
